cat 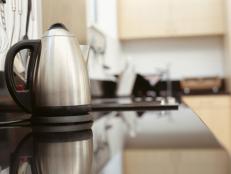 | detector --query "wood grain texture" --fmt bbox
[118,0,225,40]
[41,0,87,44]
[182,95,231,155]
[123,149,229,174]
[170,0,225,36]
[118,0,171,39]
